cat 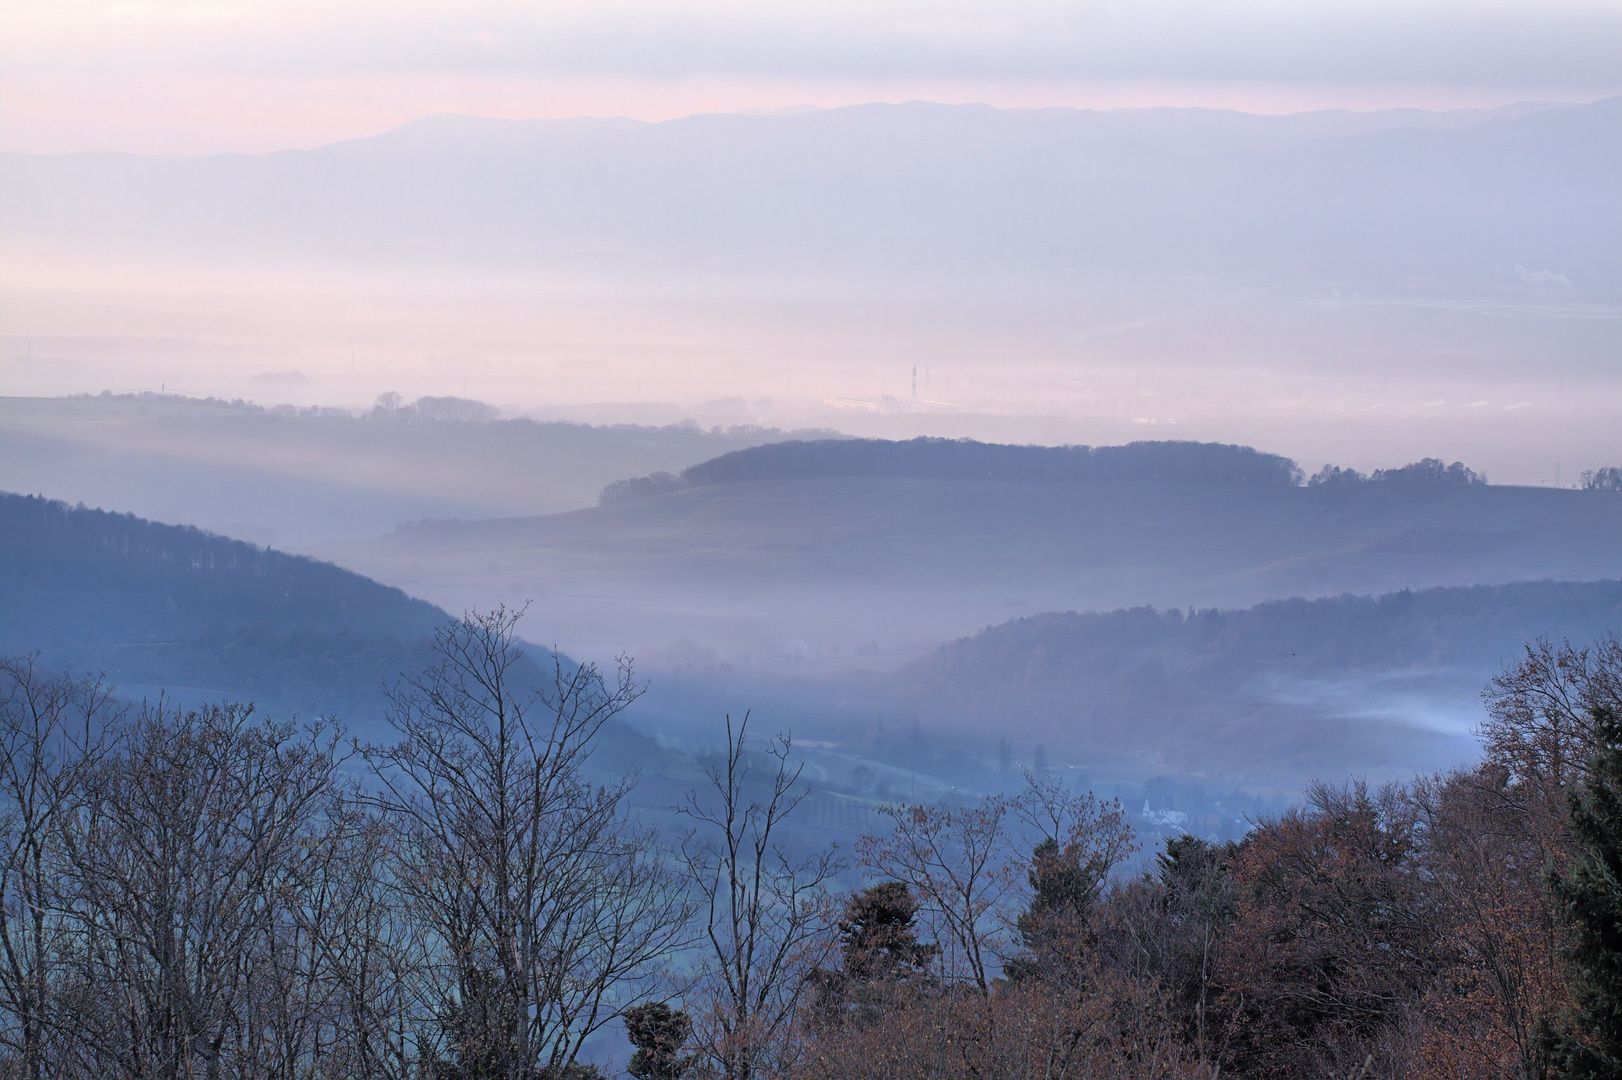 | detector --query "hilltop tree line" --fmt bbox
[70,390,503,424]
[601,439,1306,505]
[68,389,503,424]
[600,436,1622,507]
[1308,457,1486,488]
[2,615,1621,1079]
